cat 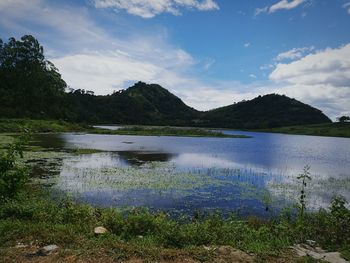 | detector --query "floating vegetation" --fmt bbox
[0,134,15,149]
[267,174,350,210]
